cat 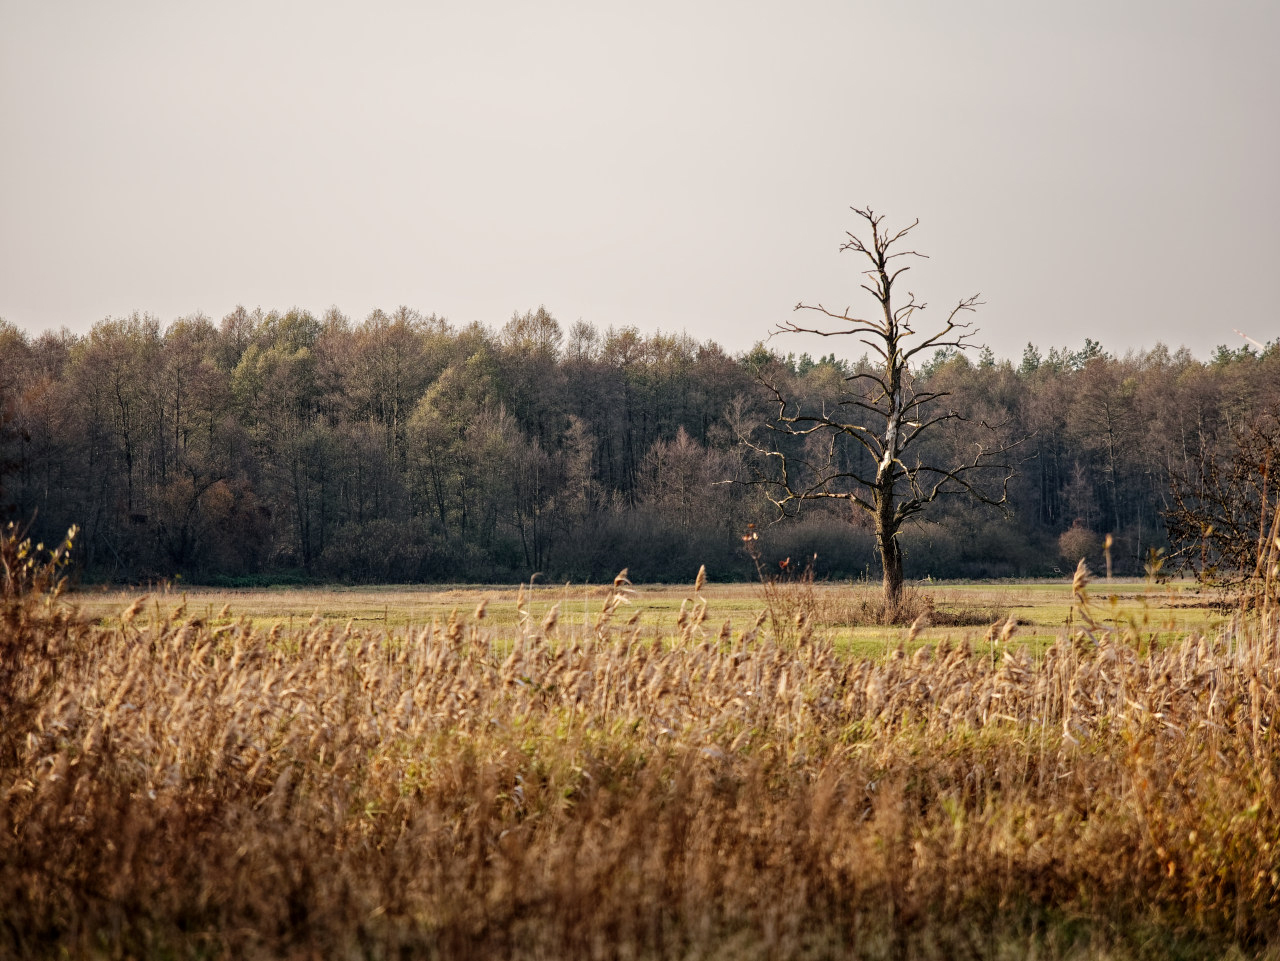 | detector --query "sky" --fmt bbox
[2,0,1277,363]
